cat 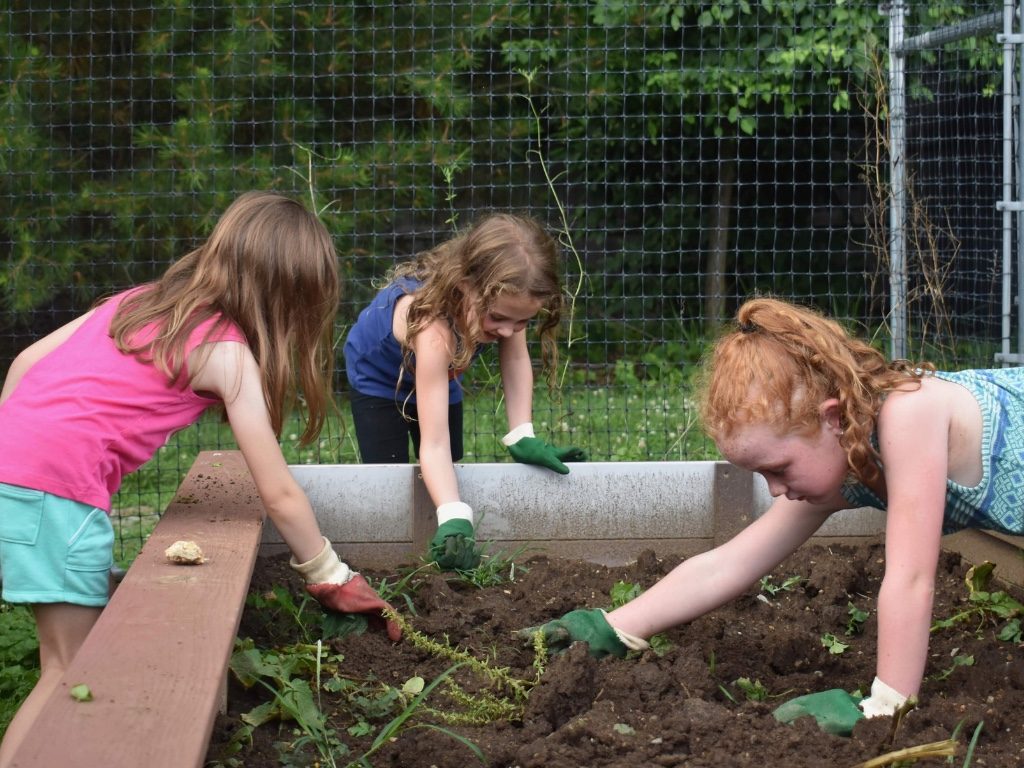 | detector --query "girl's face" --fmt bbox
[717,408,848,505]
[475,293,543,343]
